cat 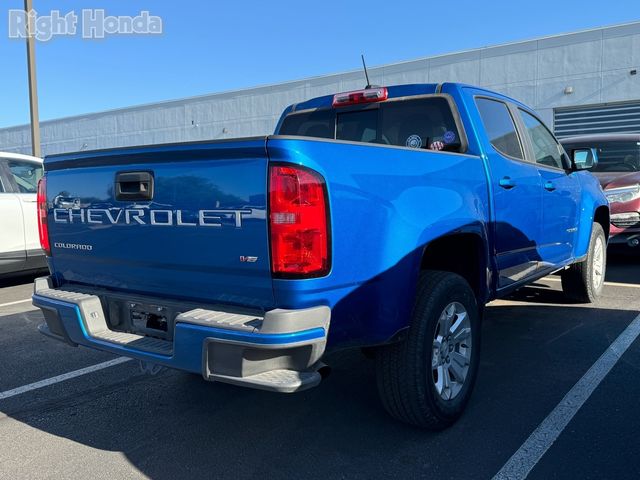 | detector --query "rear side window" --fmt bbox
[8,160,43,193]
[279,97,464,152]
[476,98,523,160]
